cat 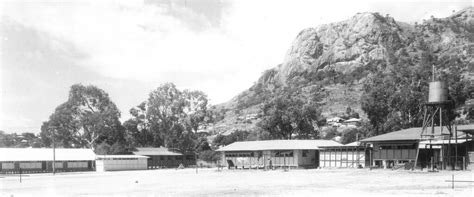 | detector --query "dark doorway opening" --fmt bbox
[315,150,320,168]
